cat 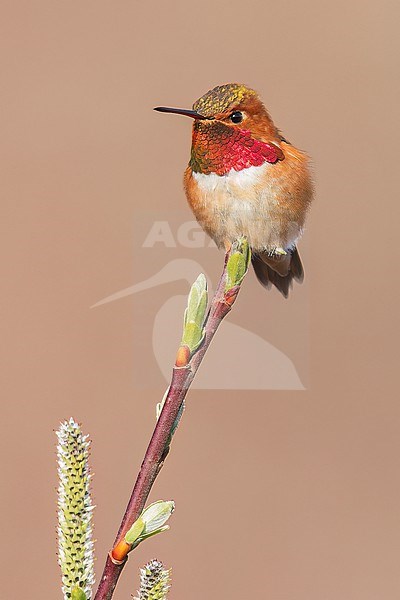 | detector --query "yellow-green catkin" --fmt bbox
[57,418,95,600]
[135,560,171,600]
